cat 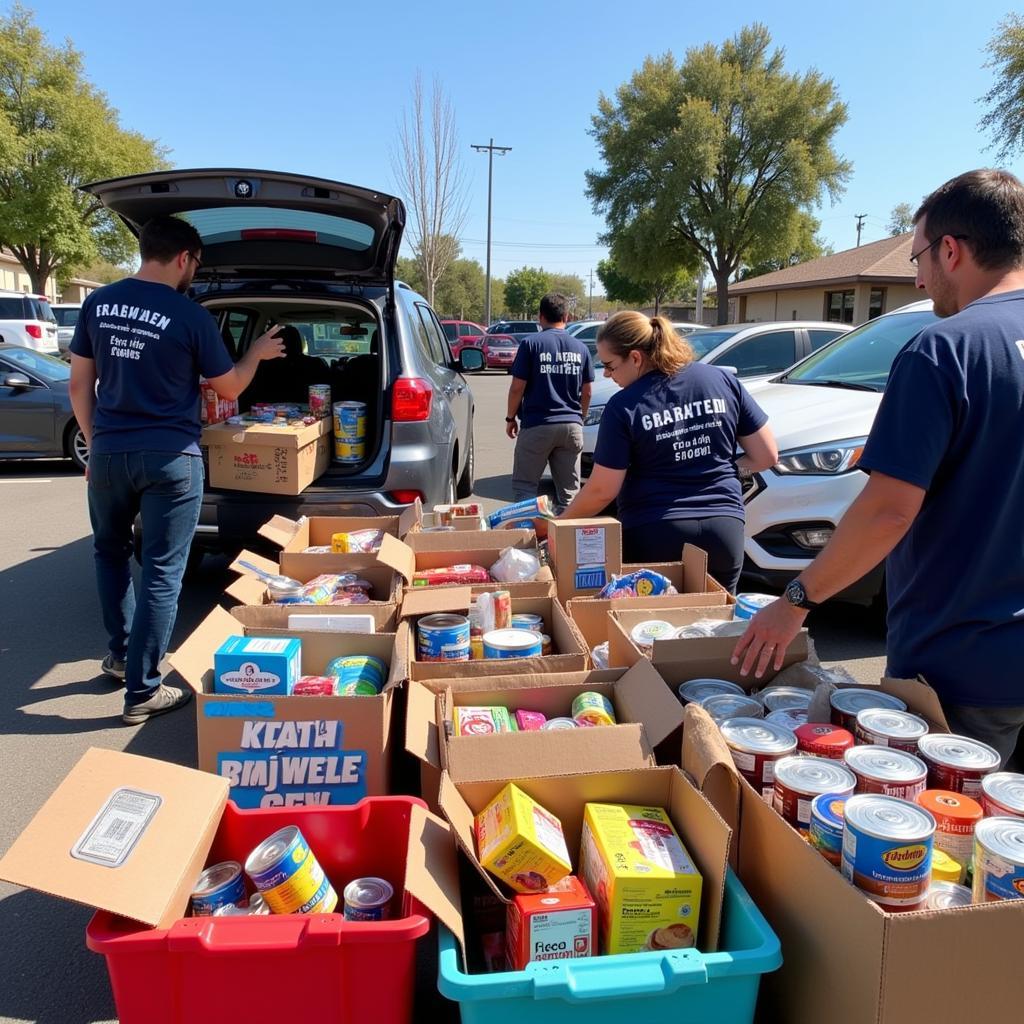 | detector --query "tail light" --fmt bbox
[392,377,433,421]
[26,324,42,339]
[390,489,425,505]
